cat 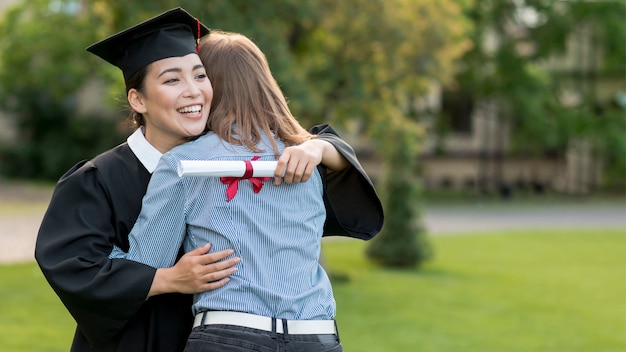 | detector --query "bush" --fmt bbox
[0,114,124,180]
